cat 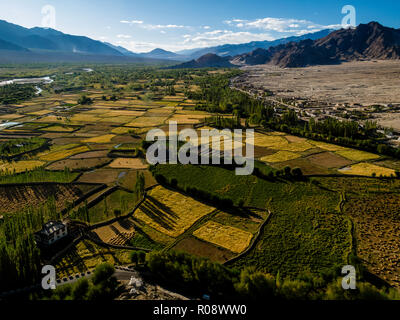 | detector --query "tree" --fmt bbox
[92,263,115,286]
[78,95,93,105]
[291,167,303,178]
[71,278,90,300]
[130,251,139,265]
